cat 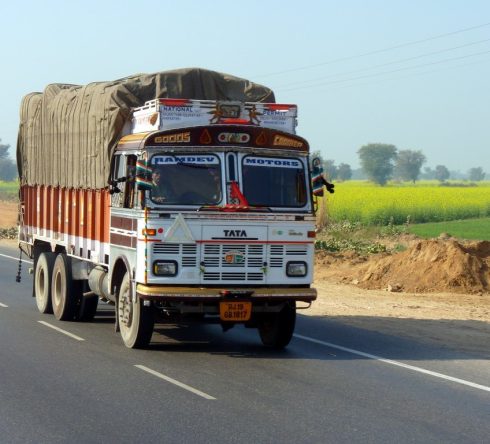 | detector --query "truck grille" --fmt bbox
[202,243,265,282]
[203,272,264,281]
[269,244,308,268]
[152,243,197,268]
